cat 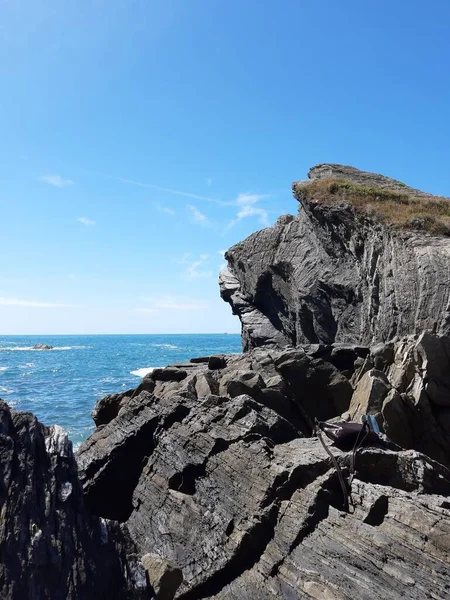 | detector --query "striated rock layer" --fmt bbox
[220,164,450,350]
[77,348,450,599]
[0,401,145,599]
